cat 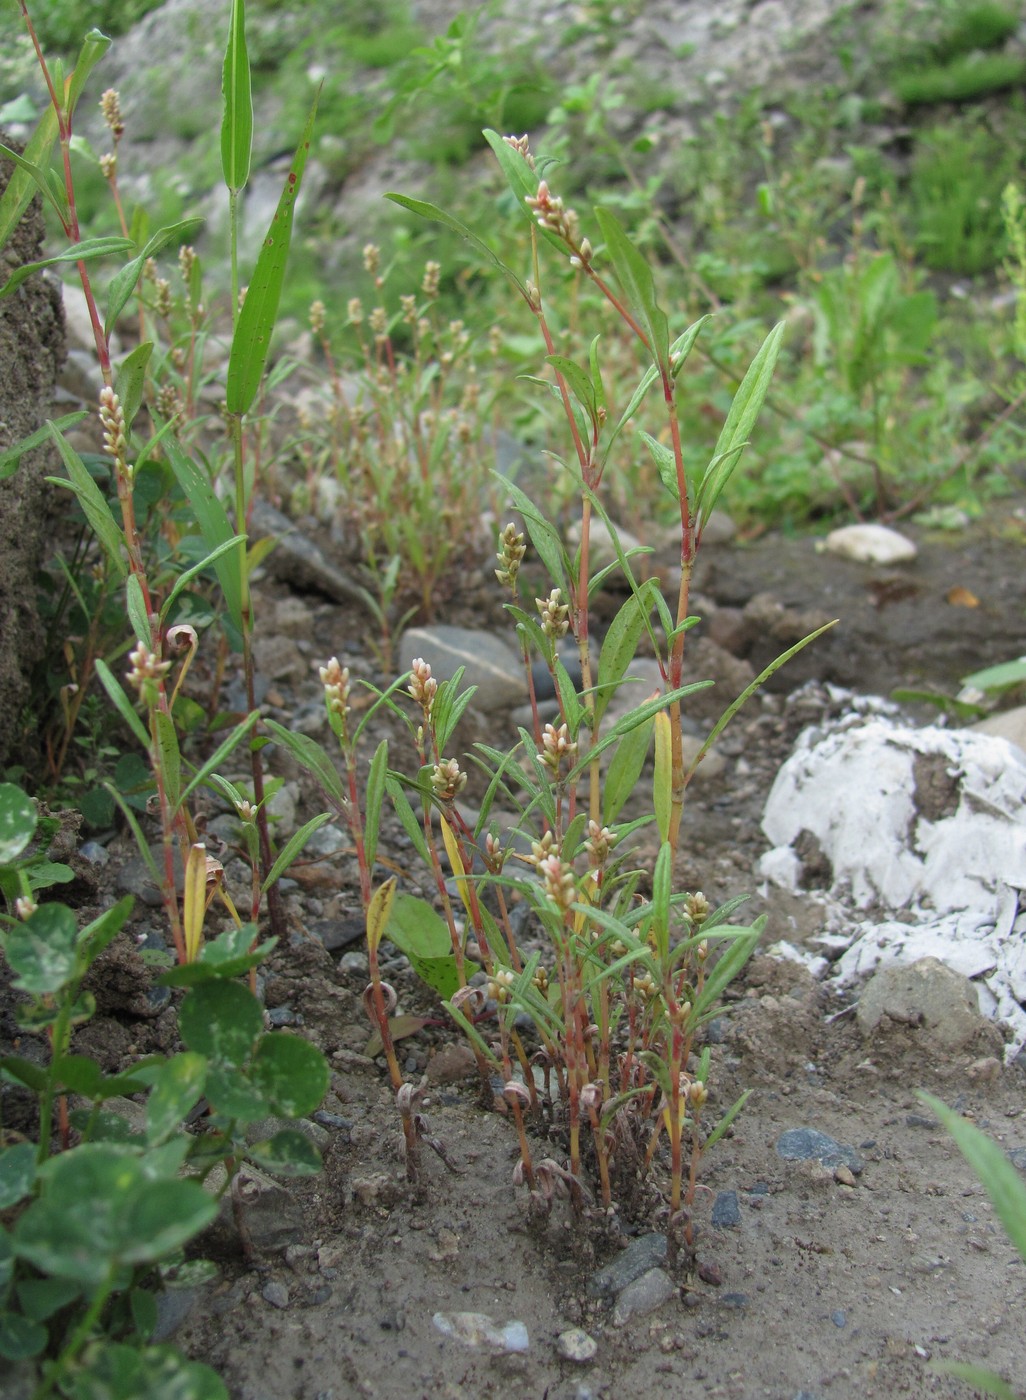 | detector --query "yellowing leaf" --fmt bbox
[367,877,396,956]
[439,815,472,919]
